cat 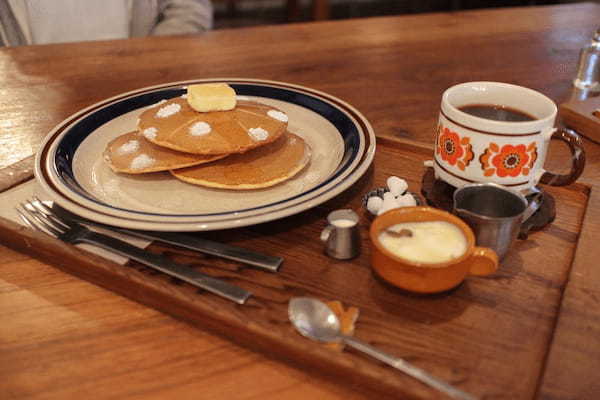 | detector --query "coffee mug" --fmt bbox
[433,82,585,193]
